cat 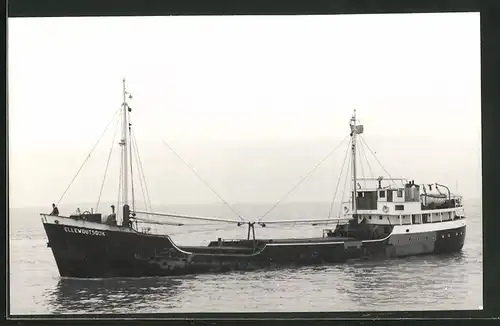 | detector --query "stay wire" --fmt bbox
[327,138,352,220]
[132,128,152,212]
[117,122,123,218]
[357,142,366,188]
[131,132,147,214]
[165,223,243,237]
[131,129,151,215]
[56,108,121,206]
[117,159,123,213]
[128,112,136,213]
[359,139,374,179]
[95,117,121,212]
[161,140,245,222]
[259,135,350,222]
[359,135,396,187]
[338,149,352,218]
